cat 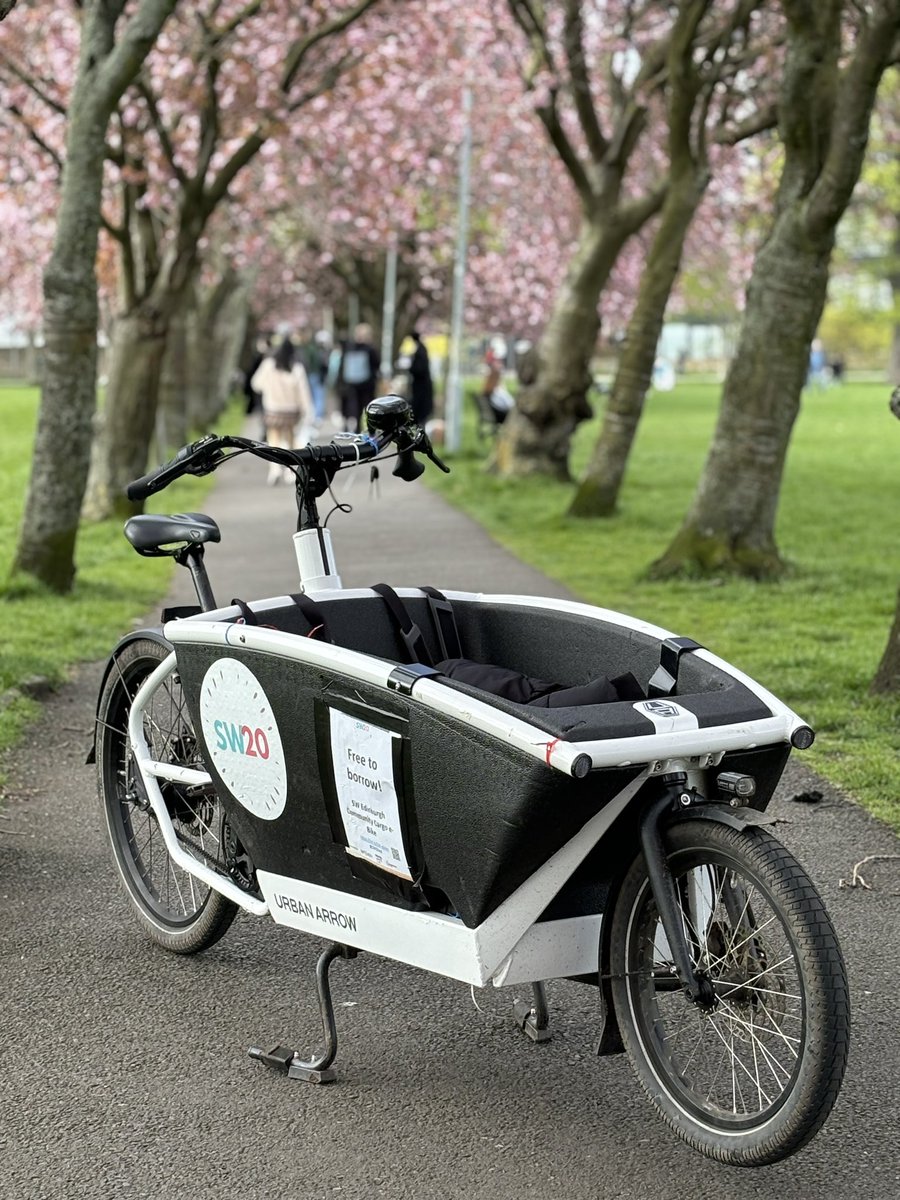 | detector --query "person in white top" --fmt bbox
[251,337,313,484]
